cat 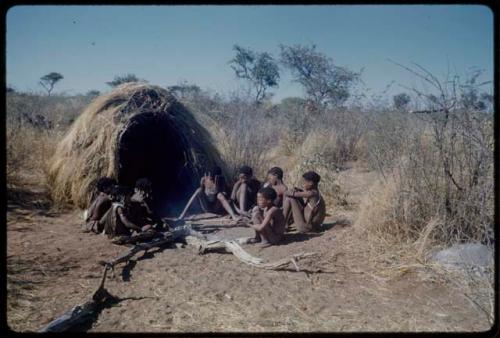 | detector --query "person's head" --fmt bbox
[207,166,222,179]
[302,171,321,190]
[96,177,117,195]
[238,165,253,181]
[257,187,277,209]
[110,185,131,203]
[266,167,284,185]
[135,178,152,196]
